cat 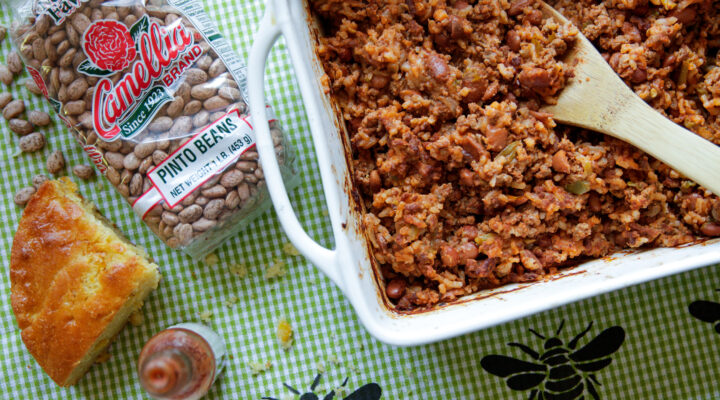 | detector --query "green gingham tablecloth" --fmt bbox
[1,1,720,399]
